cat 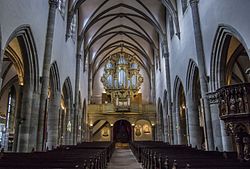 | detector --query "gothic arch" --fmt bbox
[210,24,250,91]
[186,59,198,97]
[62,77,73,104]
[186,59,204,148]
[157,98,164,141]
[4,25,39,92]
[46,62,61,149]
[1,25,39,152]
[50,61,61,93]
[173,76,188,145]
[61,77,74,145]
